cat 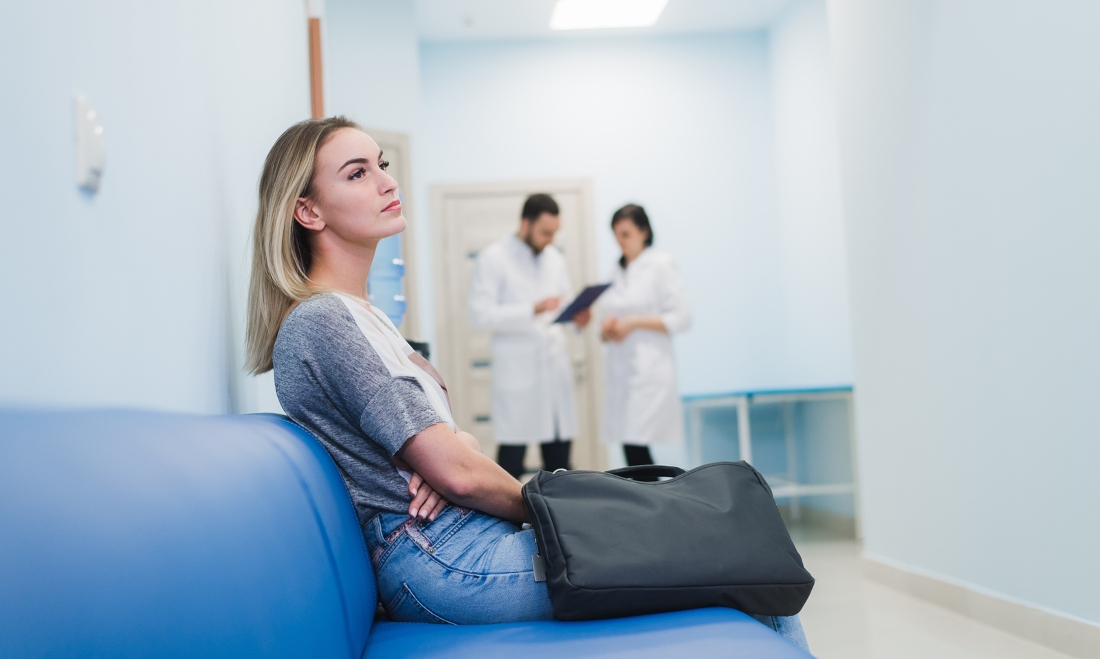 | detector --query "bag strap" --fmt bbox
[607,465,686,482]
